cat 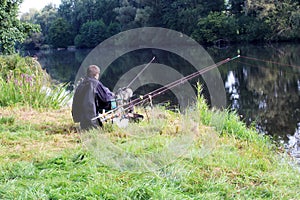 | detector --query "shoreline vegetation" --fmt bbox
[19,0,300,51]
[0,55,299,199]
[0,54,71,109]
